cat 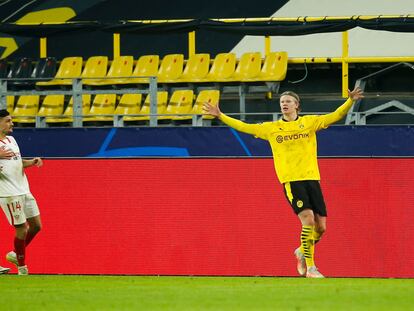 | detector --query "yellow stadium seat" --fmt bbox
[191,90,220,120]
[36,57,83,86]
[114,93,142,117]
[38,56,108,87]
[6,96,15,113]
[204,53,236,82]
[159,90,194,120]
[46,95,91,123]
[83,94,117,122]
[255,51,288,81]
[157,54,184,83]
[81,56,109,84]
[134,55,159,80]
[38,95,65,120]
[109,55,159,85]
[176,53,210,82]
[12,95,40,123]
[124,91,168,121]
[84,56,134,86]
[225,52,262,82]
